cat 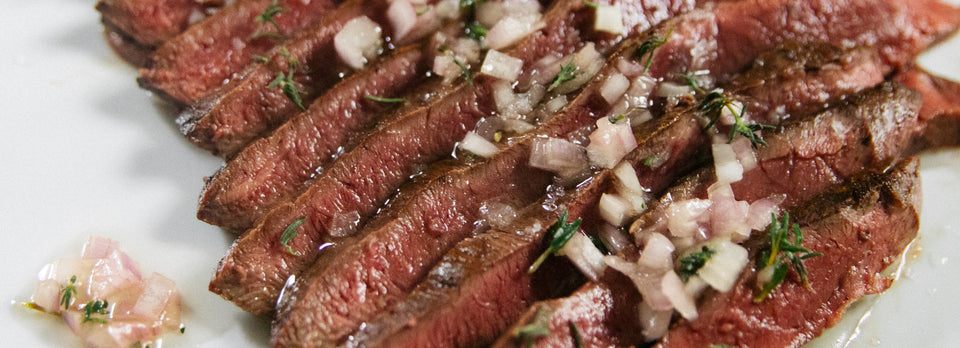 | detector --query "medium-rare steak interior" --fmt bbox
[94,0,960,345]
